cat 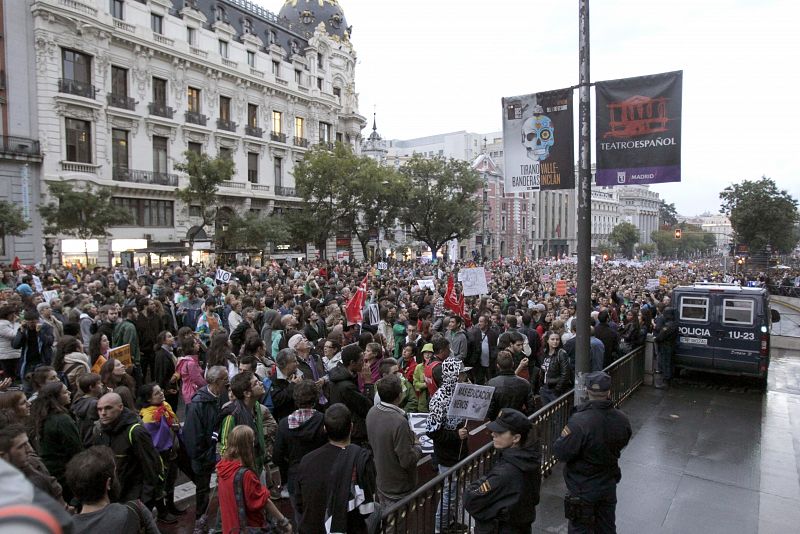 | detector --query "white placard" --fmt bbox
[408,413,435,455]
[448,383,495,421]
[645,278,659,290]
[42,290,59,304]
[377,262,388,270]
[417,279,435,291]
[215,268,232,283]
[32,275,43,293]
[460,267,489,297]
[367,303,380,325]
[655,270,663,277]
